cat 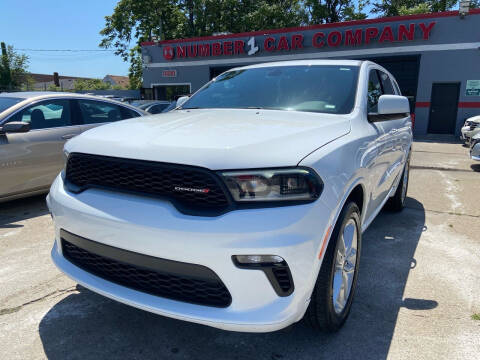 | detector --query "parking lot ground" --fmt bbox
[1,138,479,360]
